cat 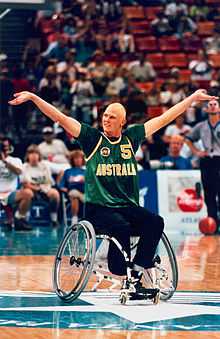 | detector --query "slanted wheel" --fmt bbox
[53,220,96,302]
[143,232,178,301]
[131,232,178,301]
